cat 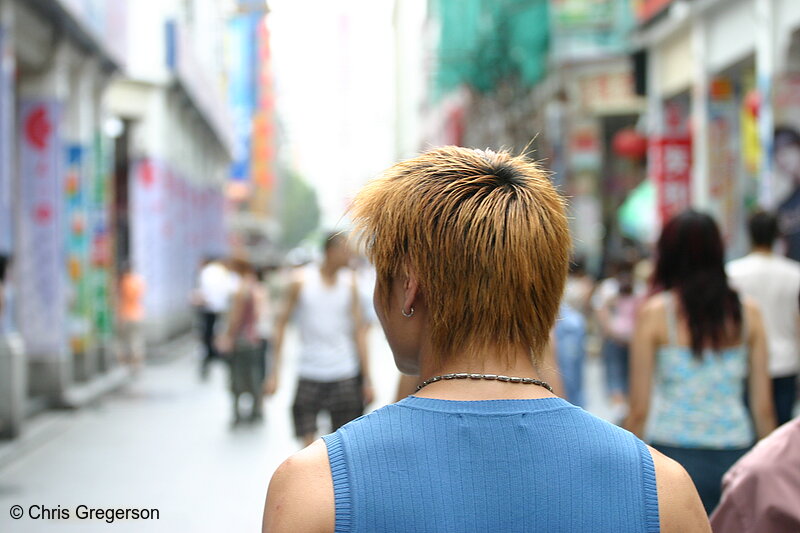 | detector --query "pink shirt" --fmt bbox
[608,294,640,342]
[710,418,800,533]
